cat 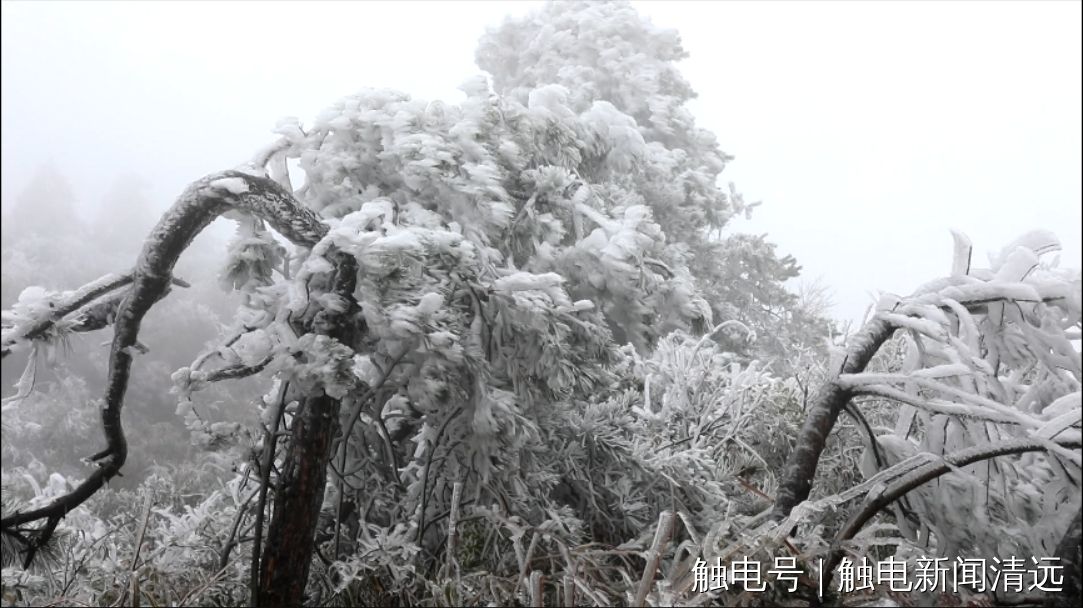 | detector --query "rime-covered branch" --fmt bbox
[772,277,1078,522]
[823,437,1083,592]
[1,170,329,566]
[1,273,195,358]
[202,357,275,383]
